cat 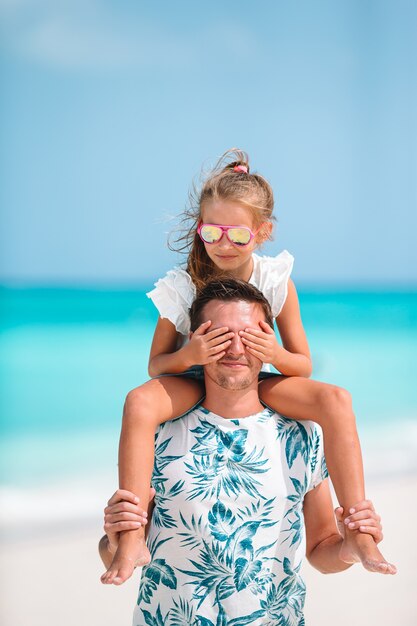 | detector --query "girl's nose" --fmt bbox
[216,232,233,249]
